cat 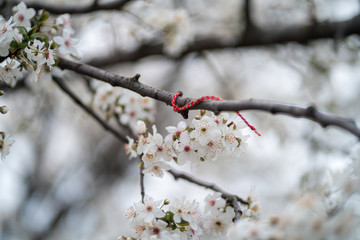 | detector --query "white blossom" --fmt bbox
[169,197,201,230]
[0,17,16,57]
[204,192,226,214]
[0,58,22,87]
[56,14,74,33]
[54,29,80,58]
[136,120,147,135]
[173,131,199,165]
[124,137,137,159]
[142,159,170,178]
[0,132,15,160]
[12,2,35,28]
[190,116,222,146]
[203,206,235,238]
[133,196,165,223]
